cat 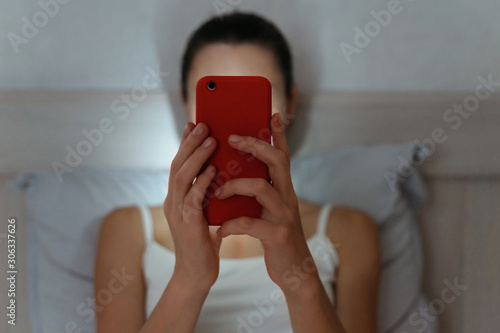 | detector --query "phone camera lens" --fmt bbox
[207,81,216,90]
